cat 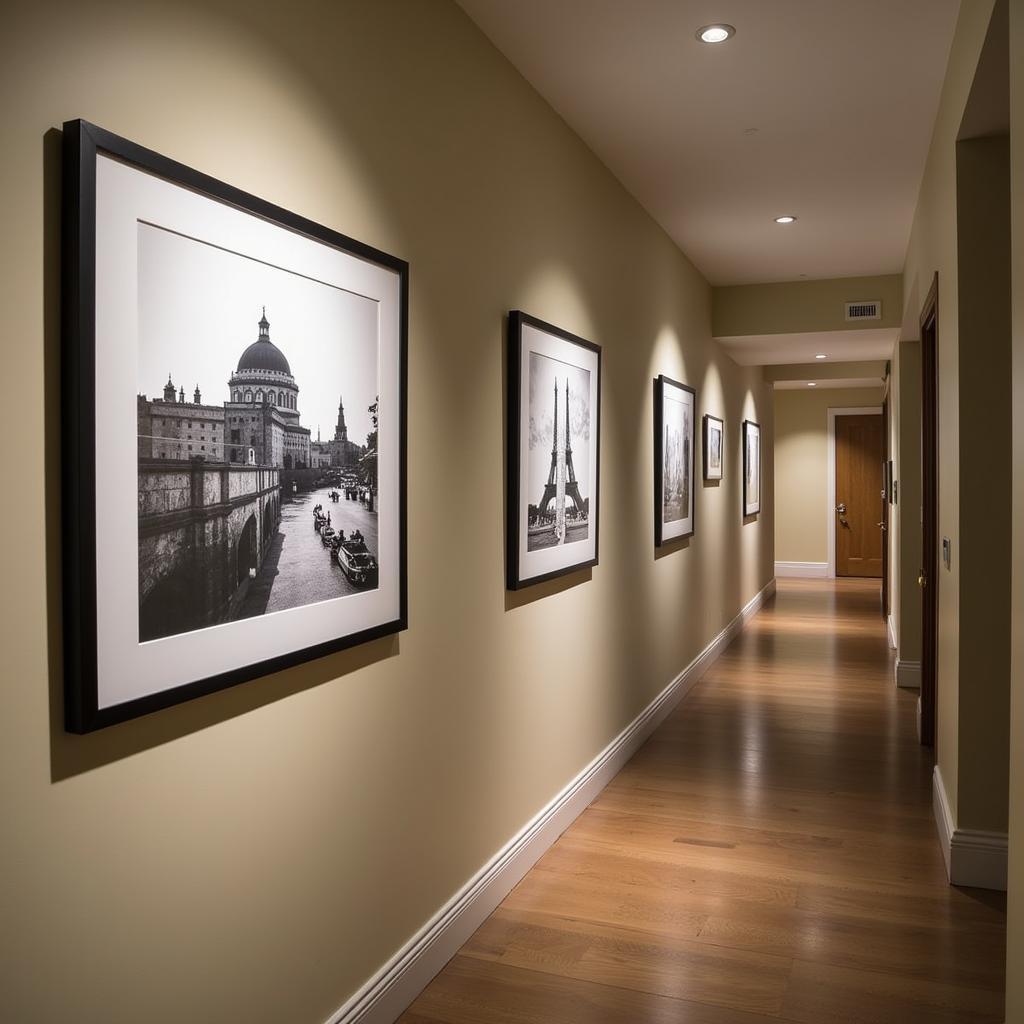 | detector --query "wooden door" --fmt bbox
[835,414,884,577]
